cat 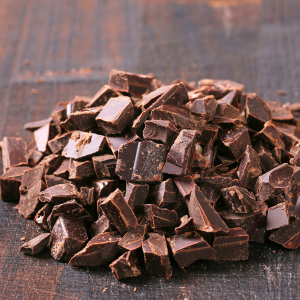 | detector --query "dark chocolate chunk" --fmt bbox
[93,179,118,199]
[118,225,147,252]
[45,175,69,188]
[116,141,168,182]
[80,186,94,206]
[90,215,112,237]
[218,89,239,107]
[62,131,106,159]
[142,85,171,109]
[86,84,121,107]
[69,232,121,266]
[28,150,43,167]
[142,233,172,278]
[96,96,134,135]
[109,251,141,280]
[53,159,69,179]
[69,159,95,181]
[39,154,64,175]
[2,137,28,171]
[191,95,217,121]
[213,103,243,125]
[144,204,179,229]
[20,233,51,255]
[267,100,293,121]
[213,228,249,261]
[267,202,290,230]
[200,176,232,191]
[199,183,221,206]
[50,215,88,261]
[100,189,138,234]
[174,176,196,198]
[257,147,279,173]
[148,179,177,207]
[186,185,229,232]
[24,117,53,132]
[33,123,52,152]
[167,231,216,268]
[196,123,218,146]
[175,215,196,234]
[125,182,149,208]
[48,132,73,154]
[163,129,196,176]
[92,155,117,179]
[34,203,53,231]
